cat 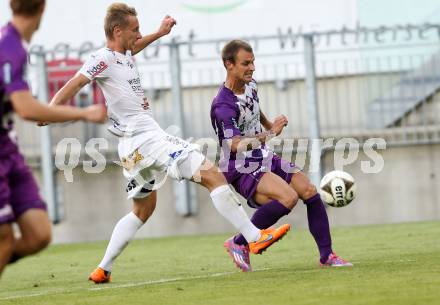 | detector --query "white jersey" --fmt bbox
[235,81,269,160]
[79,47,166,154]
[79,48,204,199]
[235,81,263,137]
